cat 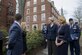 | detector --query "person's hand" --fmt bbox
[46,39,47,42]
[56,41,64,47]
[75,37,79,40]
[55,37,64,47]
